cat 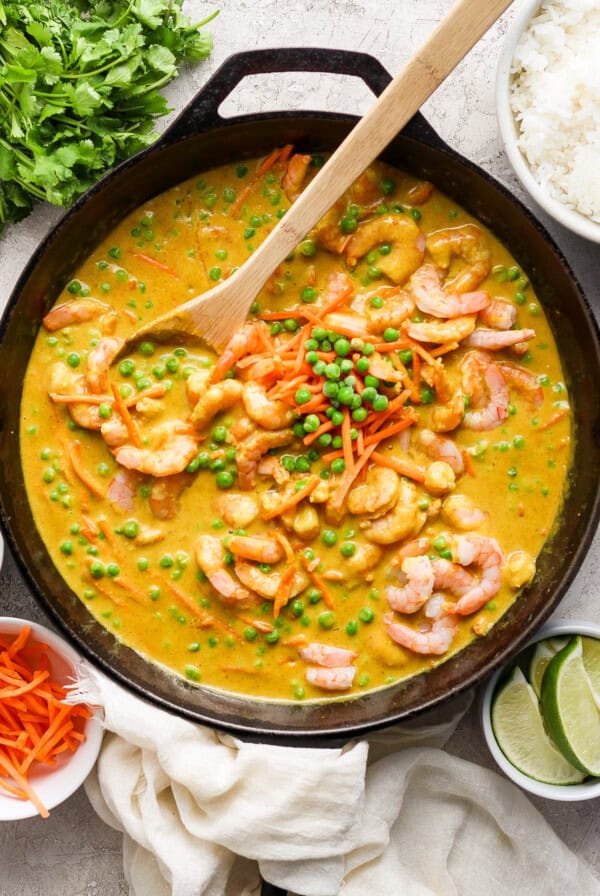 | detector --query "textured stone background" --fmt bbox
[1,1,600,893]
